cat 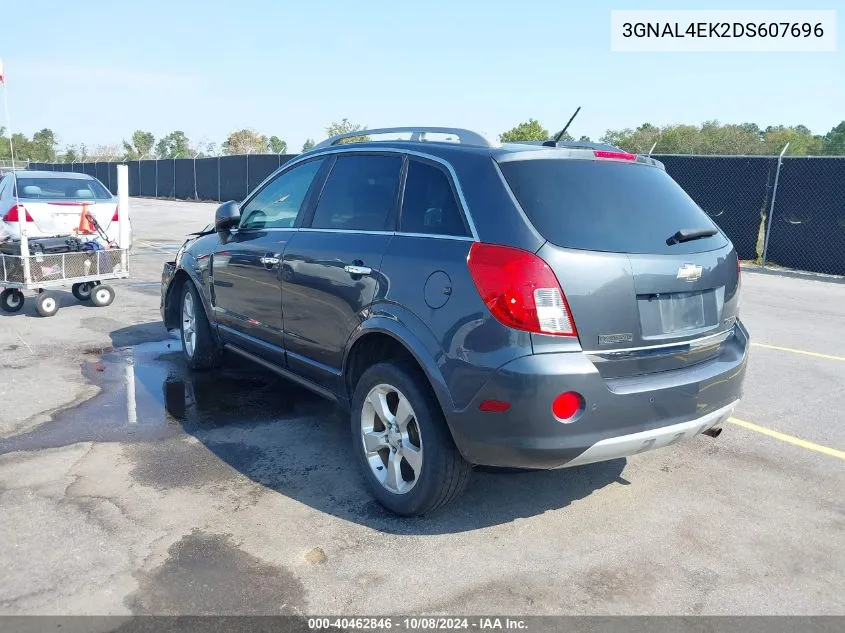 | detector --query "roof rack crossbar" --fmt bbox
[312,127,500,150]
